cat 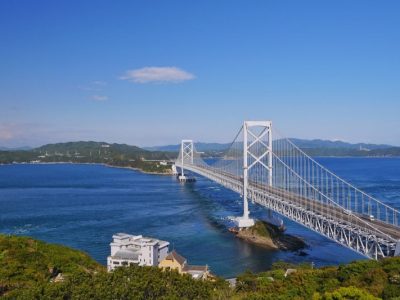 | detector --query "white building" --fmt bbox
[107,233,169,271]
